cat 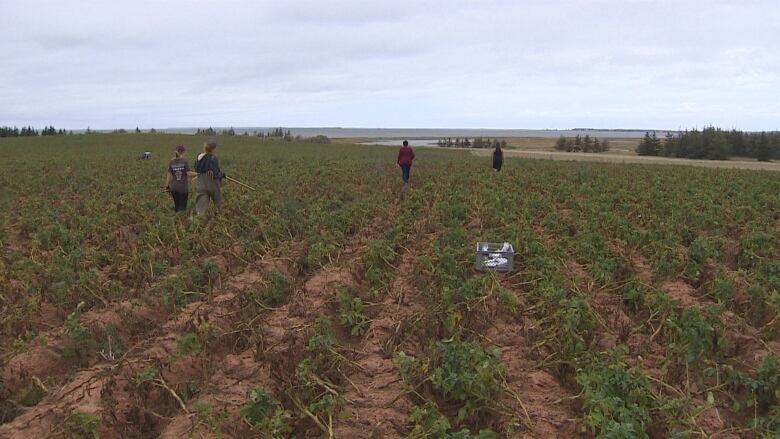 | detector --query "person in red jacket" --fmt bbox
[397,140,415,184]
